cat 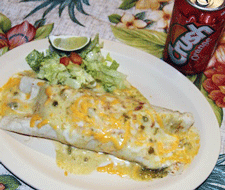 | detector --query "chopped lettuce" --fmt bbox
[25,49,95,89]
[25,34,127,92]
[37,62,69,84]
[26,50,44,72]
[82,51,127,92]
[79,33,103,59]
[26,49,60,73]
[66,64,95,89]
